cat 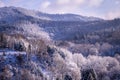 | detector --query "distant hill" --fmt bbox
[0,6,120,41]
